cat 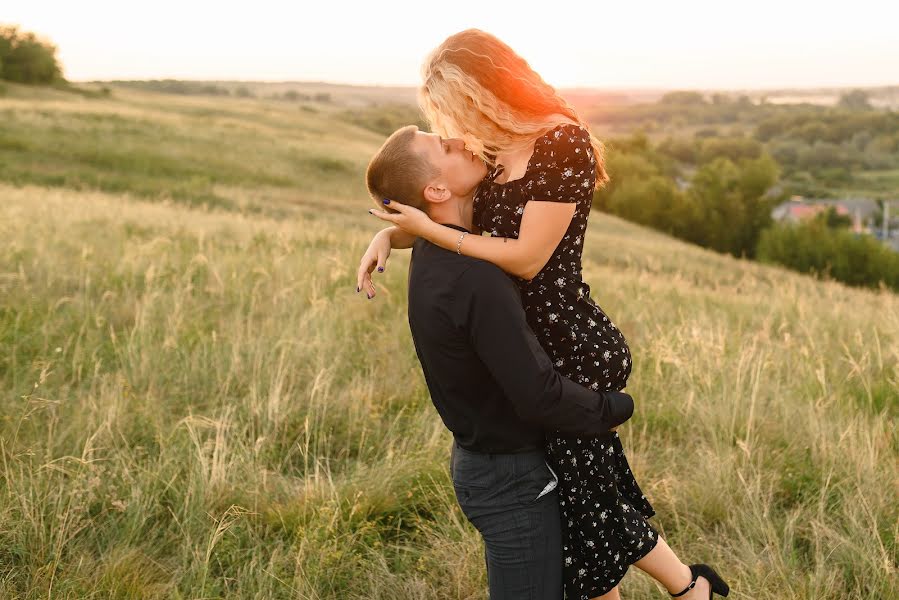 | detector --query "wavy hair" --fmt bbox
[419,29,609,187]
